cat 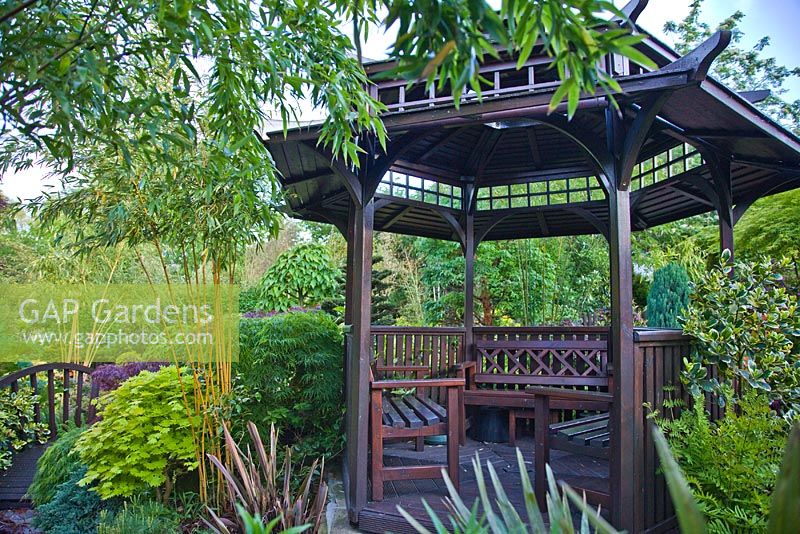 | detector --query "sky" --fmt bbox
[2,0,799,202]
